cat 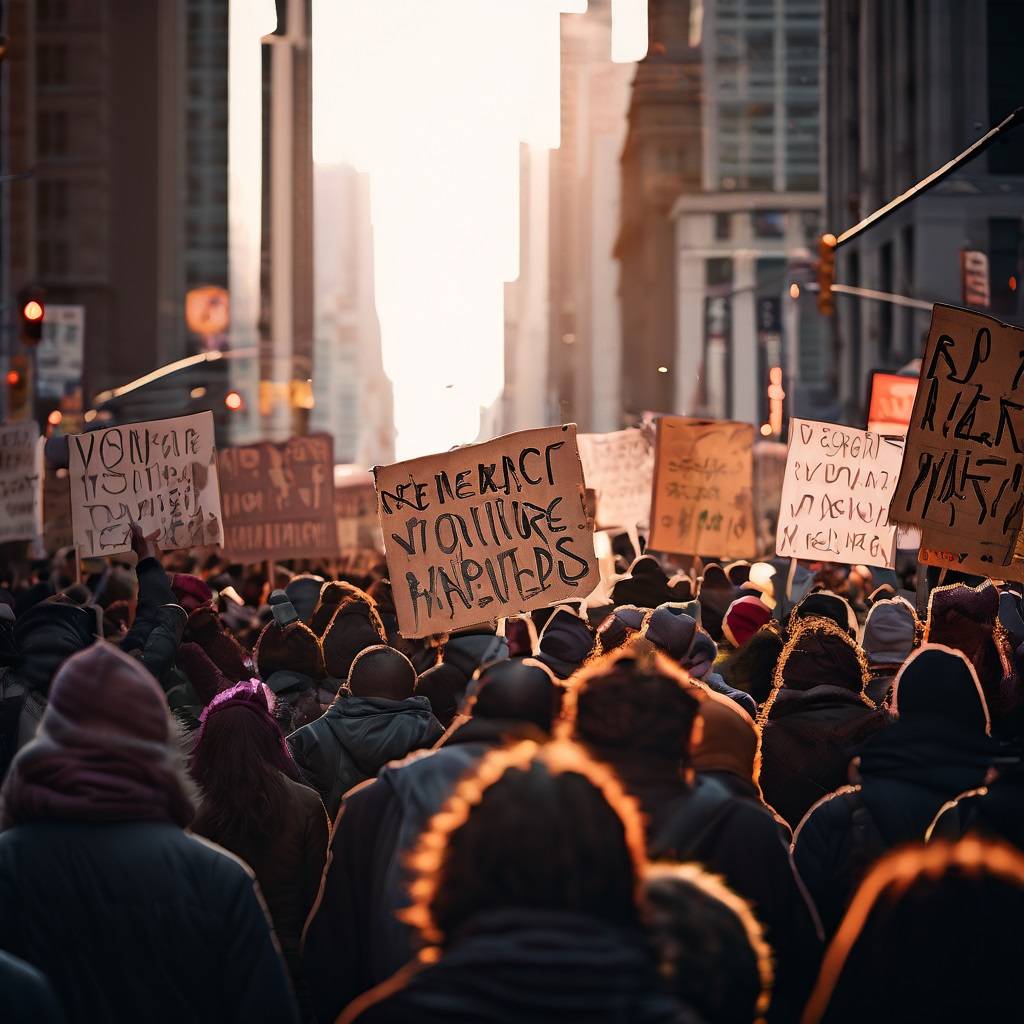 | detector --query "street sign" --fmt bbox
[37,304,85,399]
[961,250,991,309]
